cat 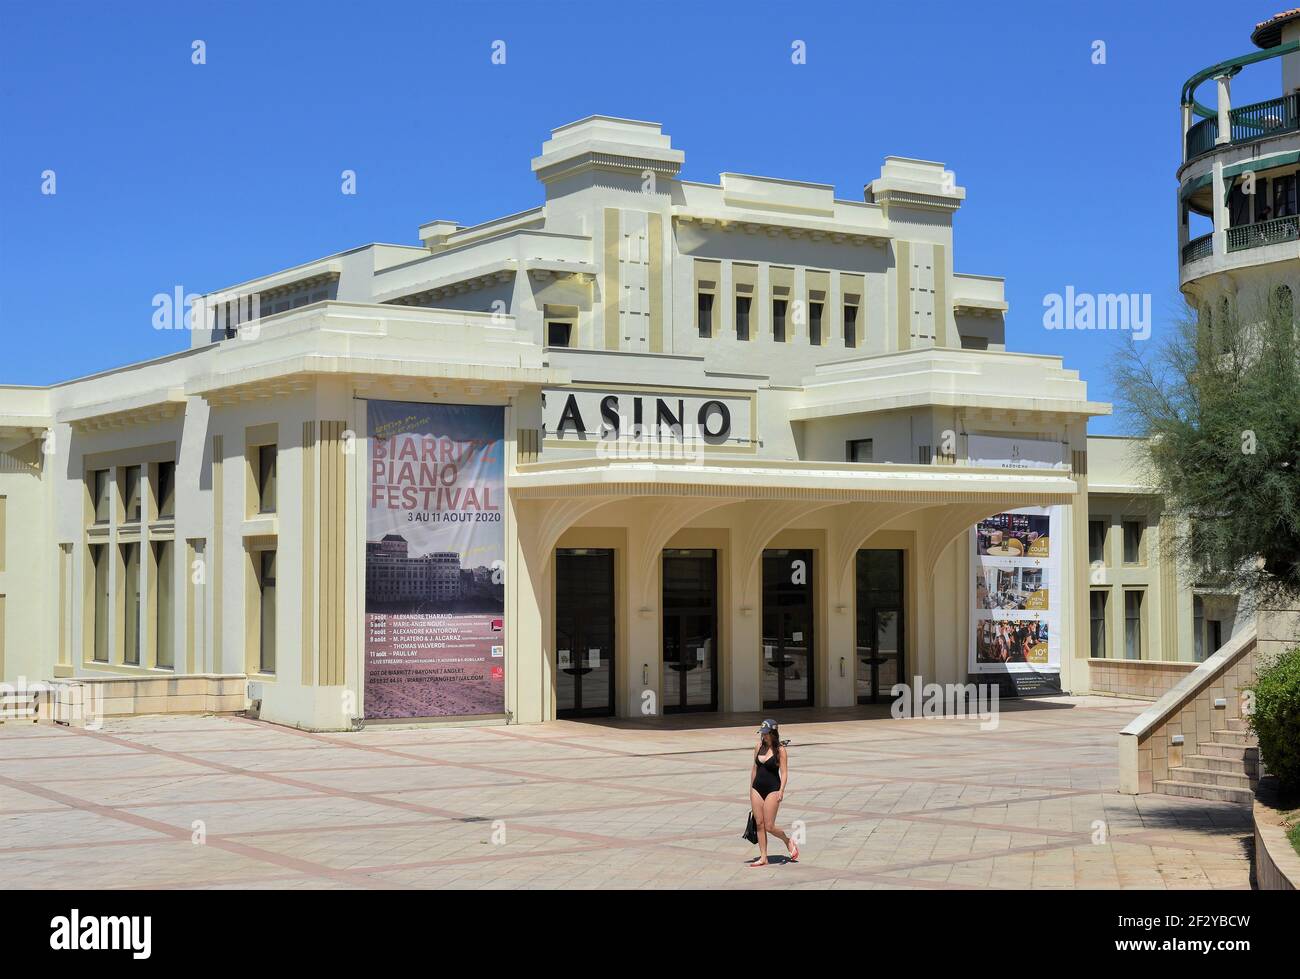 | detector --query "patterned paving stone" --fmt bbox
[0,696,1254,889]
